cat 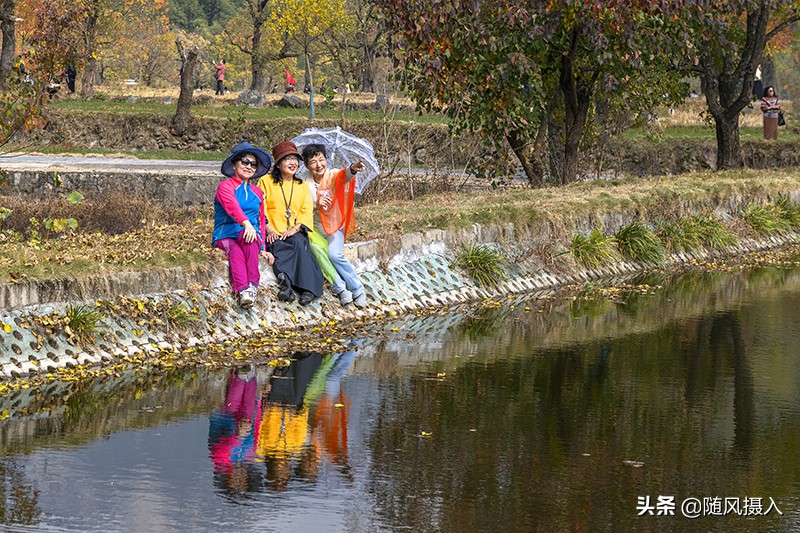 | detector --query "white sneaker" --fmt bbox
[353,292,367,308]
[338,289,353,306]
[239,286,256,308]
